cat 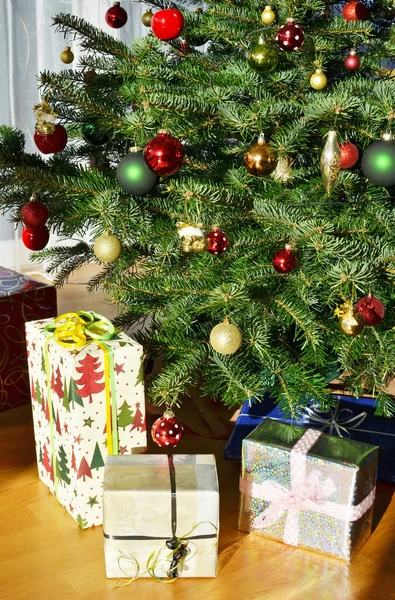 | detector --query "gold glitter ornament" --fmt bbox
[320,131,341,195]
[177,223,207,253]
[60,46,74,64]
[244,134,278,177]
[94,231,122,262]
[271,156,293,183]
[310,68,327,90]
[210,318,242,355]
[261,6,276,24]
[334,302,365,337]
